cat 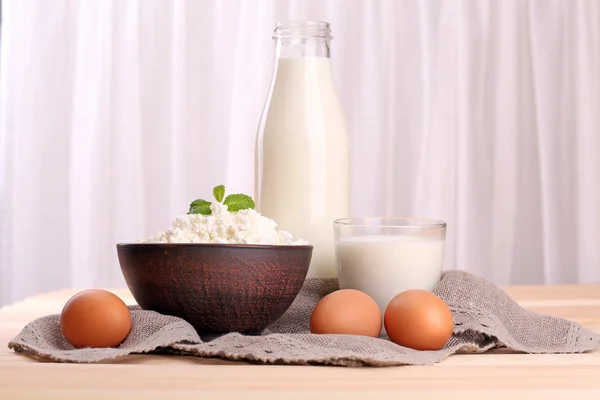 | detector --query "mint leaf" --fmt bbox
[223,193,255,212]
[213,185,225,203]
[188,199,212,215]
